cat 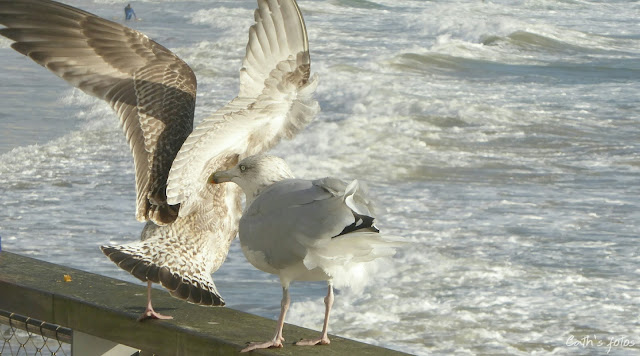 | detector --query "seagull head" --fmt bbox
[209,154,295,200]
